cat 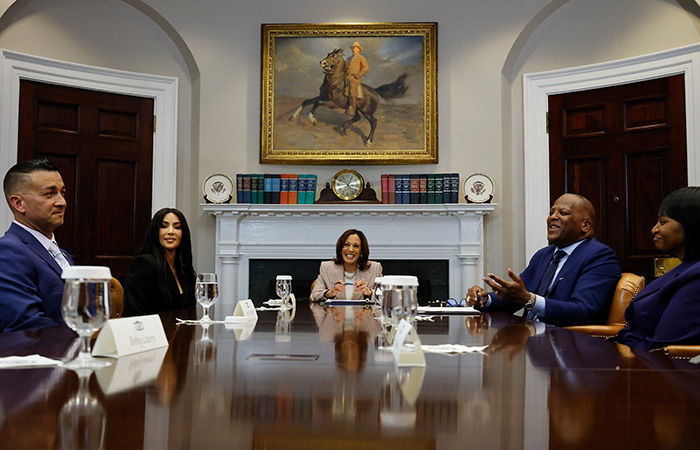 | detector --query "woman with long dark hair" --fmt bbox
[310,229,382,302]
[618,187,700,350]
[123,208,196,316]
